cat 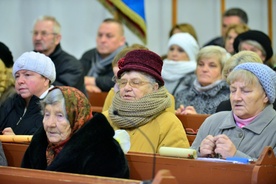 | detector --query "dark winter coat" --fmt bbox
[0,94,43,135]
[80,48,115,92]
[40,44,86,95]
[21,113,129,179]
